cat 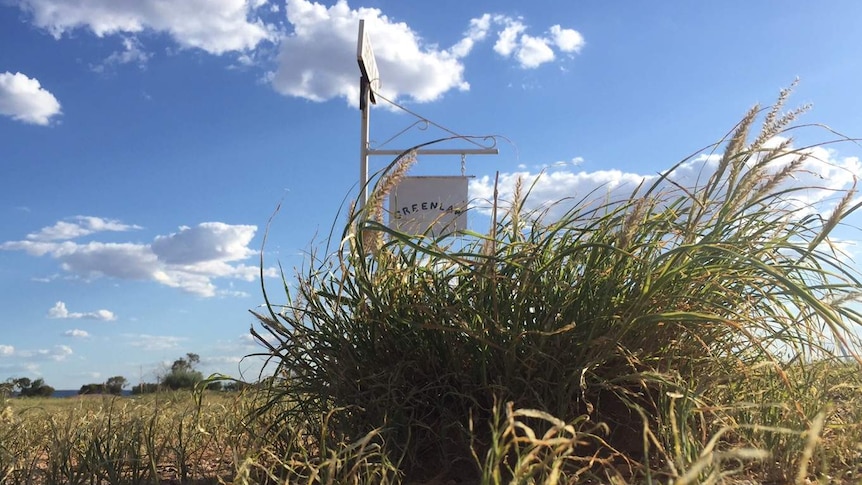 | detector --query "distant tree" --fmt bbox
[13,377,31,391]
[160,353,204,390]
[16,377,54,397]
[131,382,160,395]
[78,383,107,395]
[172,353,200,373]
[0,379,15,397]
[105,376,127,395]
[221,380,249,392]
[162,371,202,390]
[77,376,127,396]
